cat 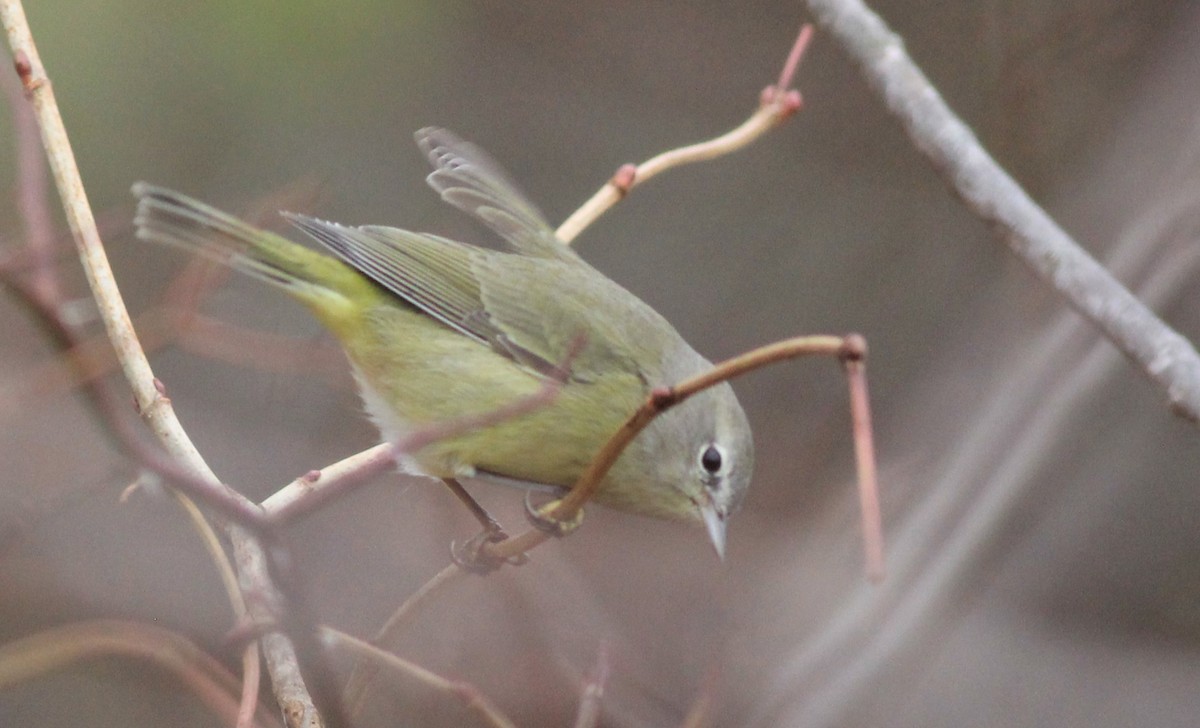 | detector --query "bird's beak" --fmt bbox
[700,498,727,561]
